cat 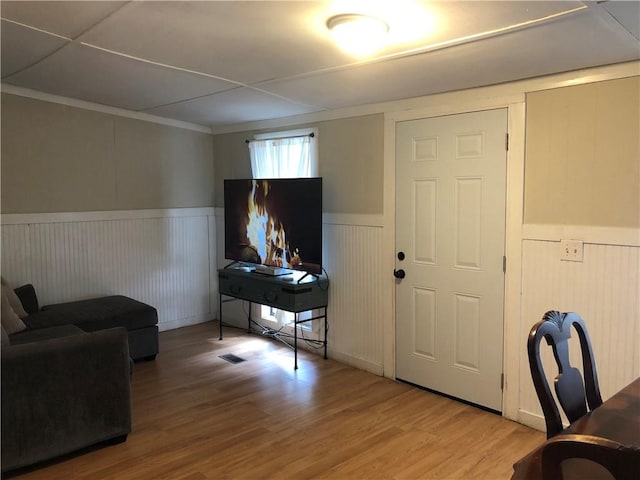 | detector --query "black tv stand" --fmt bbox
[218,267,329,369]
